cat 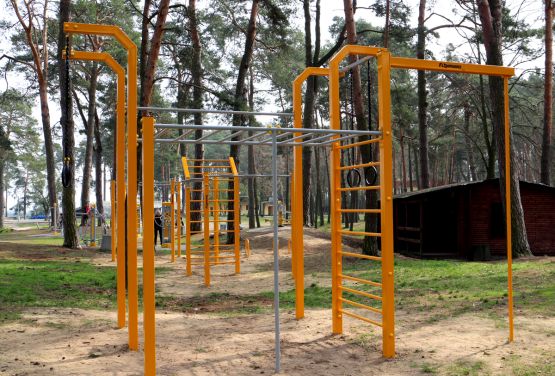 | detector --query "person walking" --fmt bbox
[154,209,163,246]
